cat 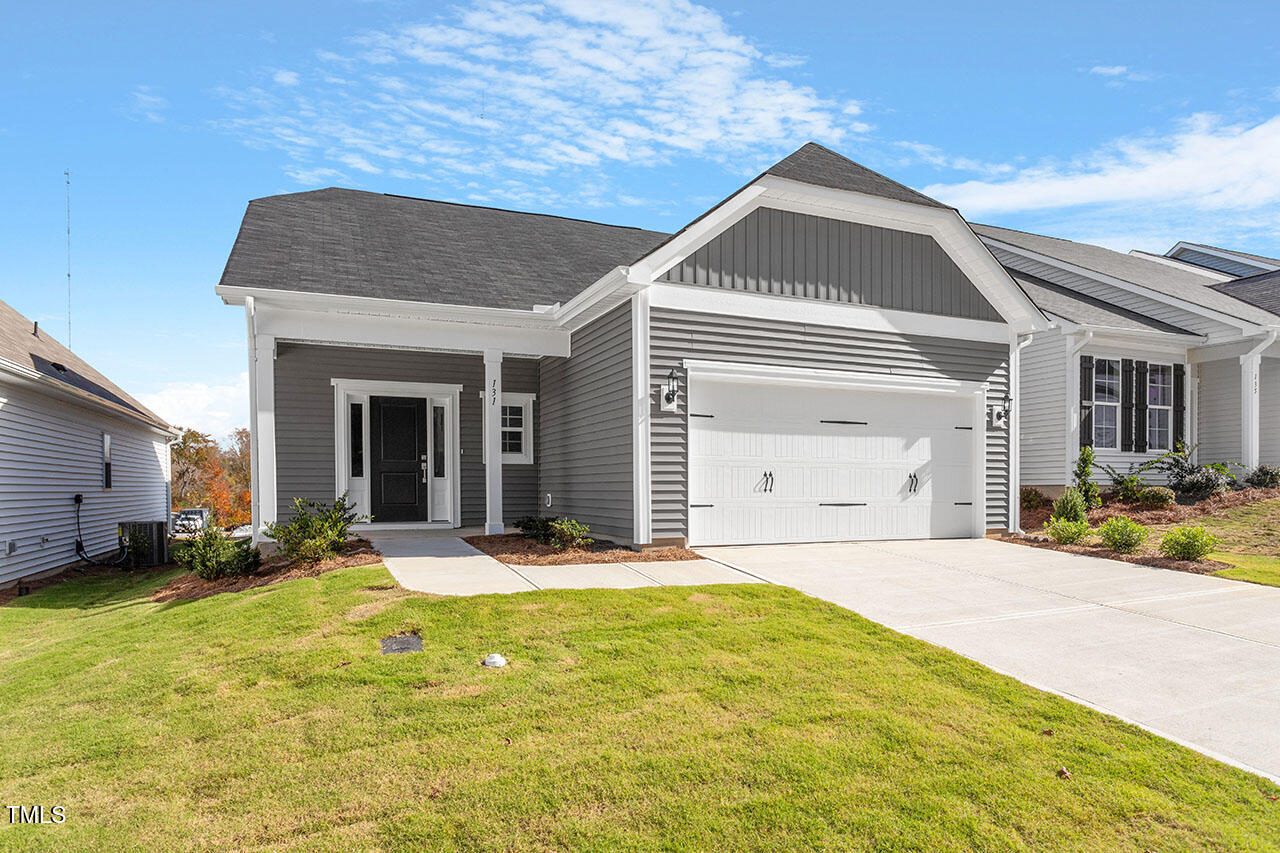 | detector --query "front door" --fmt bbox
[370,396,429,523]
